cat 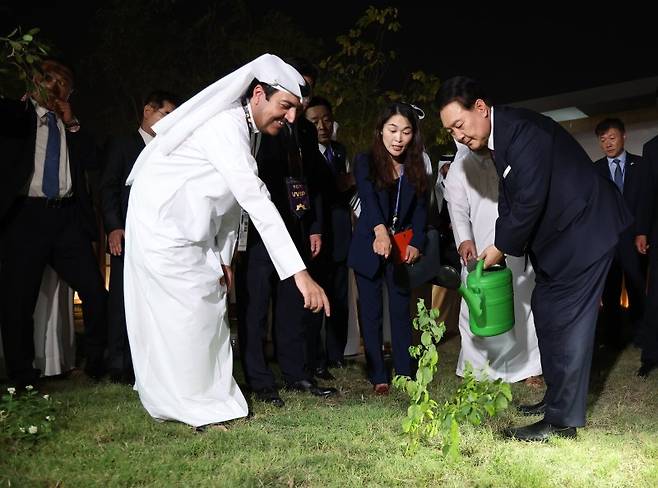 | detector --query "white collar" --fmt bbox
[138,126,154,145]
[31,98,53,120]
[487,106,495,151]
